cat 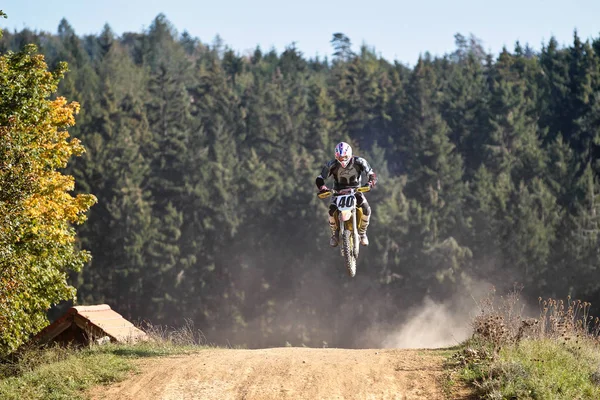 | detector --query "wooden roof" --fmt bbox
[33,304,147,345]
